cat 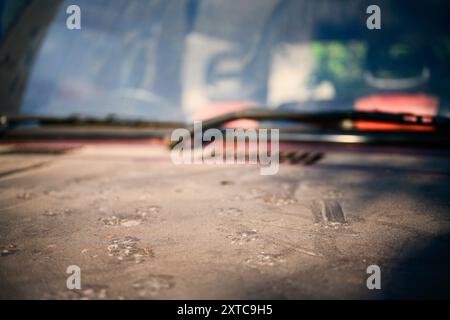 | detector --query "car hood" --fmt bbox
[0,143,450,299]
